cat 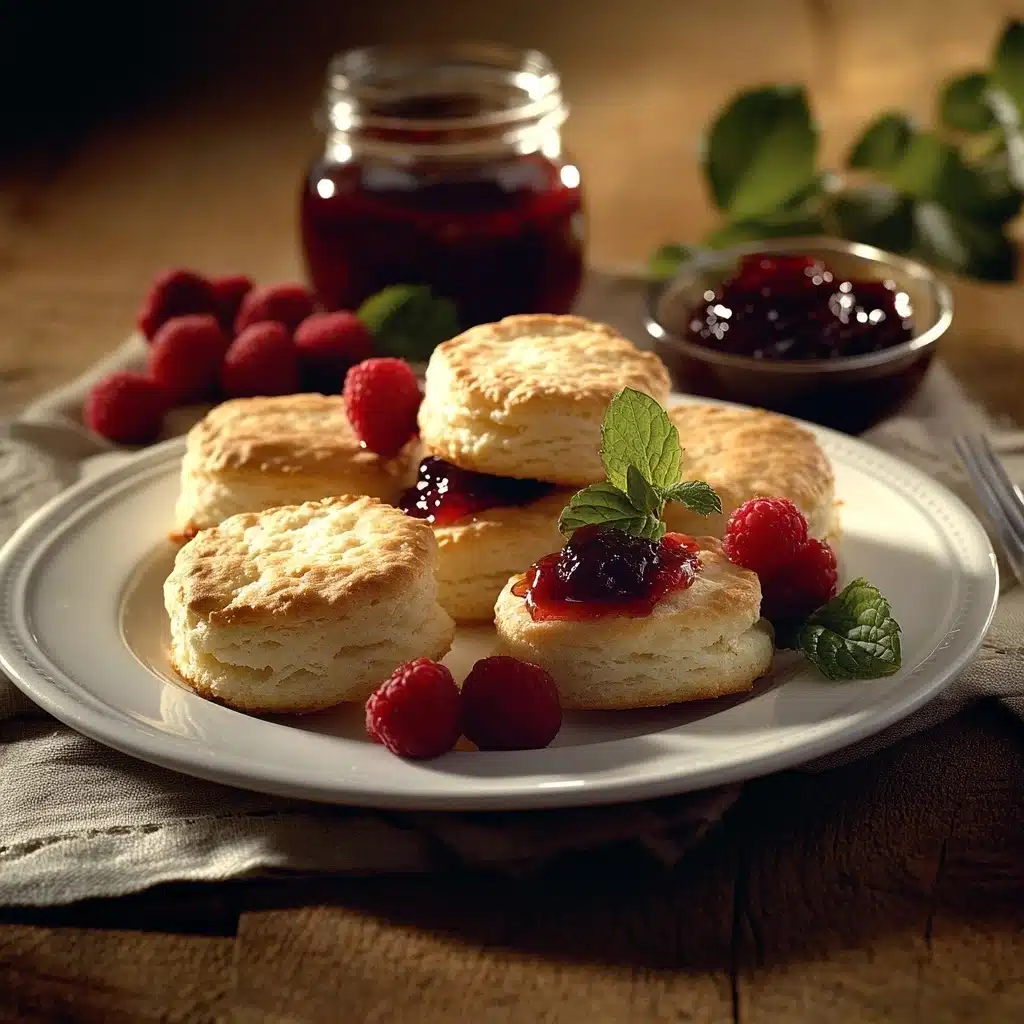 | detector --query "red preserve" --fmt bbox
[687,252,914,360]
[513,526,701,622]
[300,45,585,329]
